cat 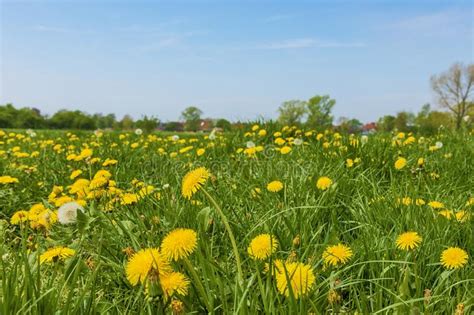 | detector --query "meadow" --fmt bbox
[0,125,472,314]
